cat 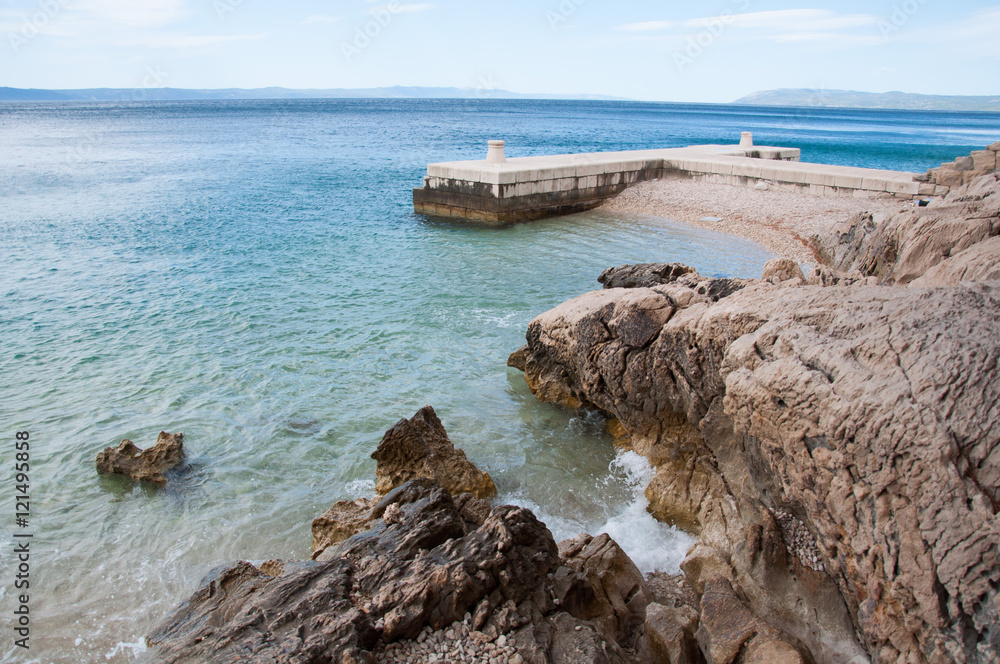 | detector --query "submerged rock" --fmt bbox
[95,432,183,485]
[372,405,497,500]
